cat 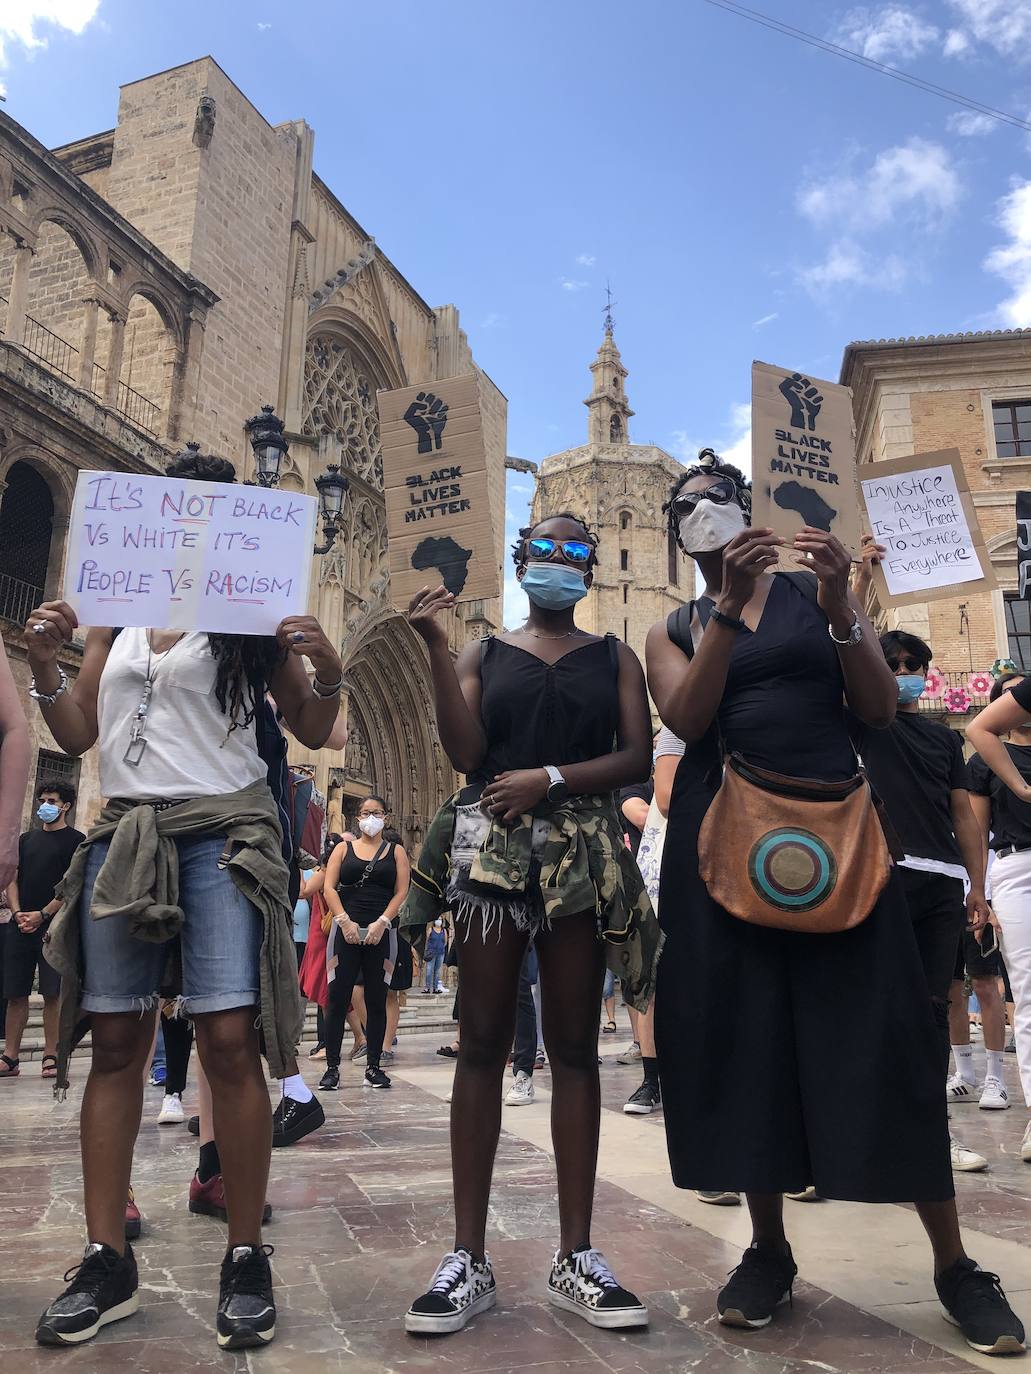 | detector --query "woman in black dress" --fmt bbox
[647,451,1025,1355]
[402,513,660,1336]
[319,795,410,1091]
